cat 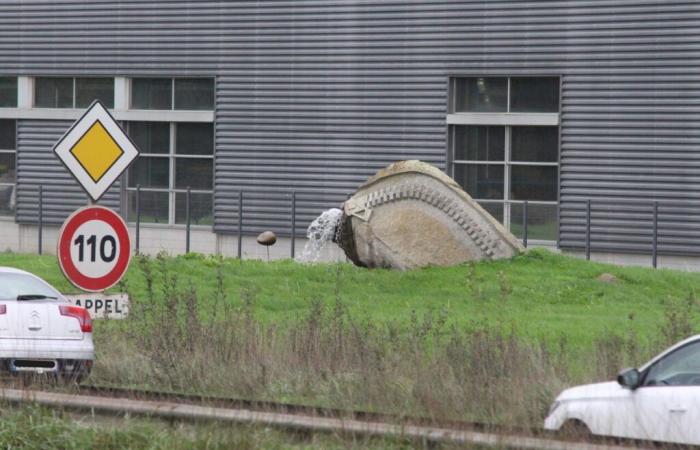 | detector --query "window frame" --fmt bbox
[447,75,562,245]
[0,119,16,218]
[125,121,214,226]
[33,76,115,109]
[129,77,215,112]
